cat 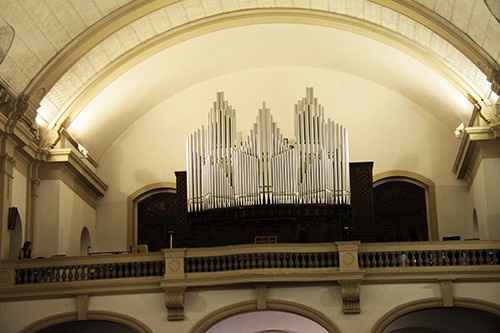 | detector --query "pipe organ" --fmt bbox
[186,88,350,212]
